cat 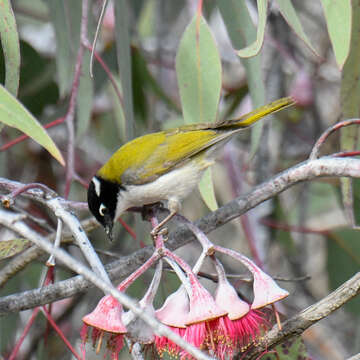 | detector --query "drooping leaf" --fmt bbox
[0,84,65,165]
[327,228,360,314]
[0,238,30,260]
[76,48,93,140]
[218,0,266,154]
[114,0,134,140]
[340,2,360,227]
[46,0,81,97]
[320,0,351,69]
[176,15,222,124]
[266,337,311,359]
[176,14,222,210]
[198,168,218,211]
[275,0,319,57]
[237,0,268,58]
[108,74,126,143]
[0,0,20,97]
